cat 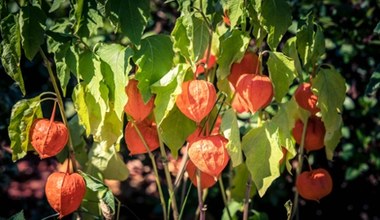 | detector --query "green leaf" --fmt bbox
[8,96,42,161]
[106,0,150,46]
[270,99,298,173]
[0,14,25,95]
[188,15,210,61]
[312,67,346,160]
[217,29,250,80]
[151,64,189,125]
[221,0,244,28]
[133,35,174,102]
[249,5,267,48]
[47,41,71,96]
[171,16,192,62]
[259,0,292,50]
[49,0,66,13]
[221,108,243,167]
[8,210,25,220]
[365,64,380,95]
[88,142,129,181]
[267,52,297,102]
[374,21,380,34]
[74,0,103,37]
[19,4,46,61]
[230,163,256,202]
[296,15,325,70]
[242,122,283,197]
[222,200,241,220]
[283,36,303,76]
[97,44,134,120]
[159,106,197,157]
